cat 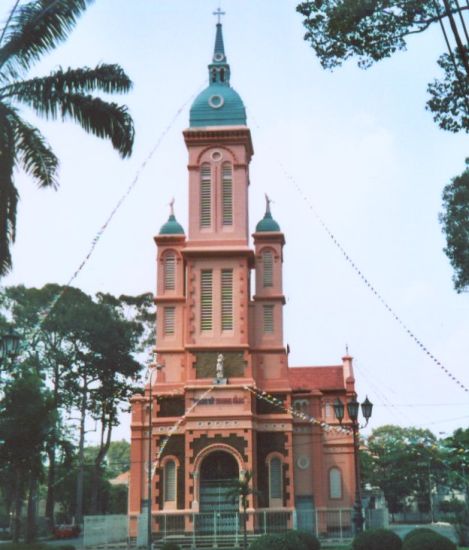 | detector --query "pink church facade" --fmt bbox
[129,21,358,540]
